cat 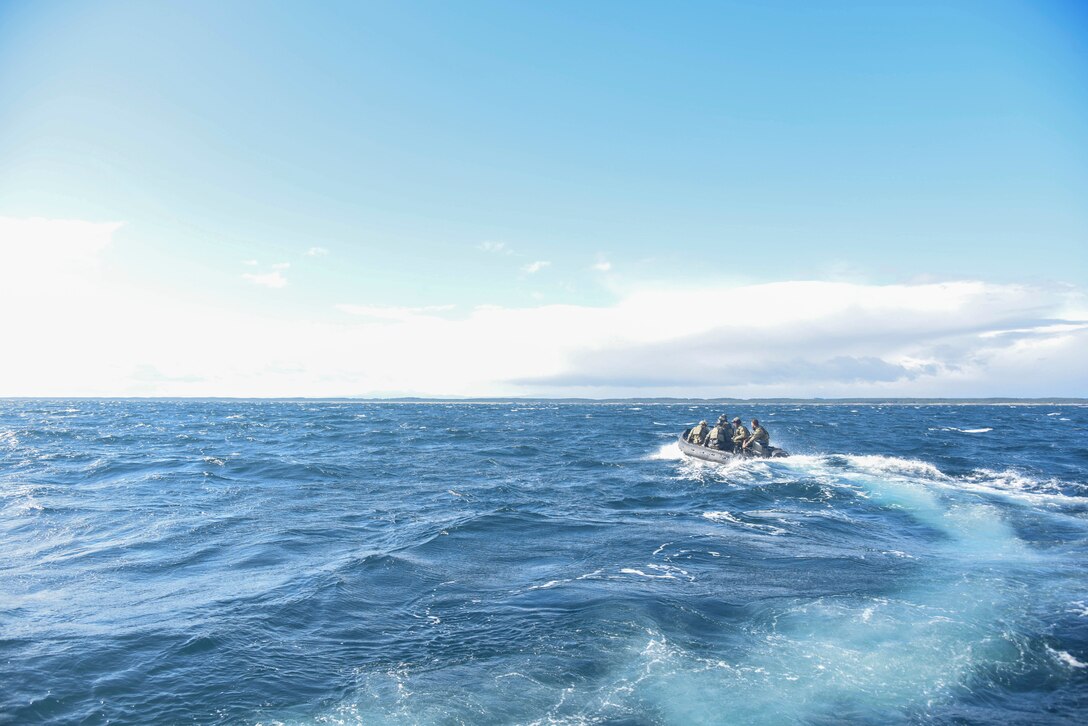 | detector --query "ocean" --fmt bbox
[1,400,1086,725]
